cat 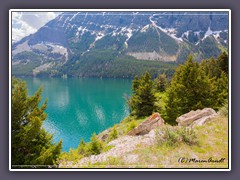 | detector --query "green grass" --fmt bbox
[129,115,228,168]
